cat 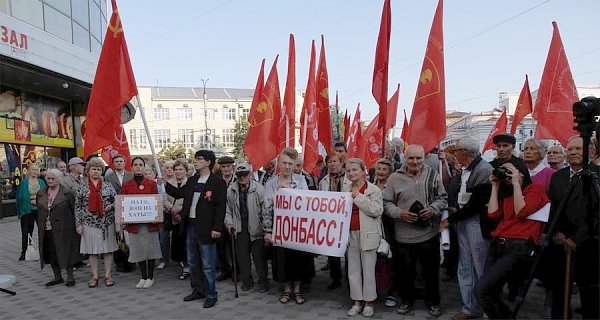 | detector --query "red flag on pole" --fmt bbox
[373,0,391,130]
[101,123,132,170]
[482,110,508,153]
[509,75,533,135]
[346,104,361,158]
[533,21,578,147]
[83,0,137,158]
[343,109,350,143]
[406,0,446,153]
[279,34,296,152]
[384,84,400,134]
[358,115,382,169]
[316,35,333,151]
[301,41,319,172]
[401,109,409,146]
